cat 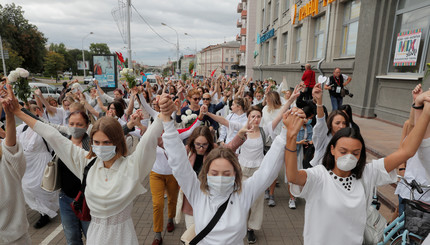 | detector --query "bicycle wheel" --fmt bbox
[390,234,423,245]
